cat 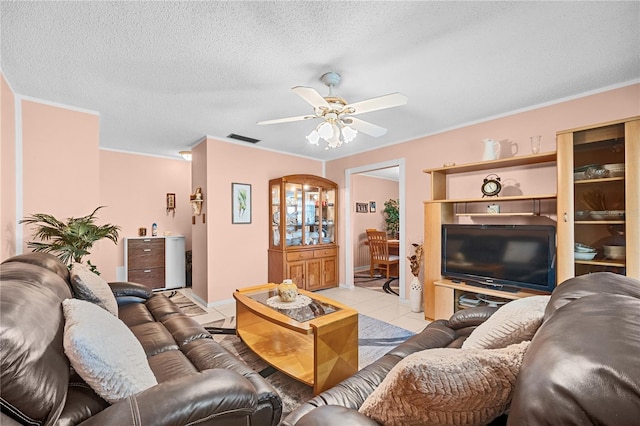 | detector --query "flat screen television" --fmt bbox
[441,224,556,293]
